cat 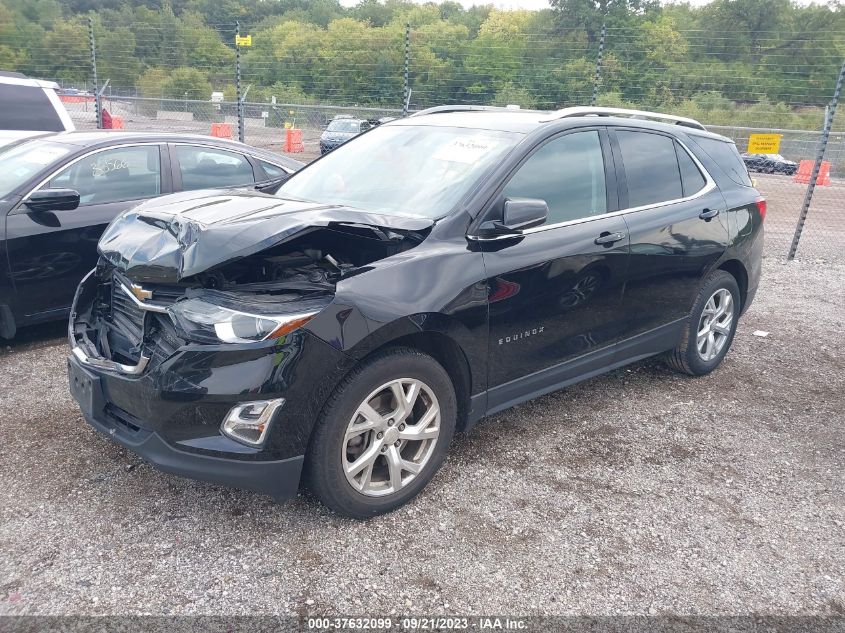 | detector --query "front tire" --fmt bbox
[304,347,457,518]
[666,270,740,376]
